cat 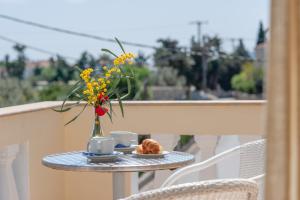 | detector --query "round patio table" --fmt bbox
[42,151,194,200]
